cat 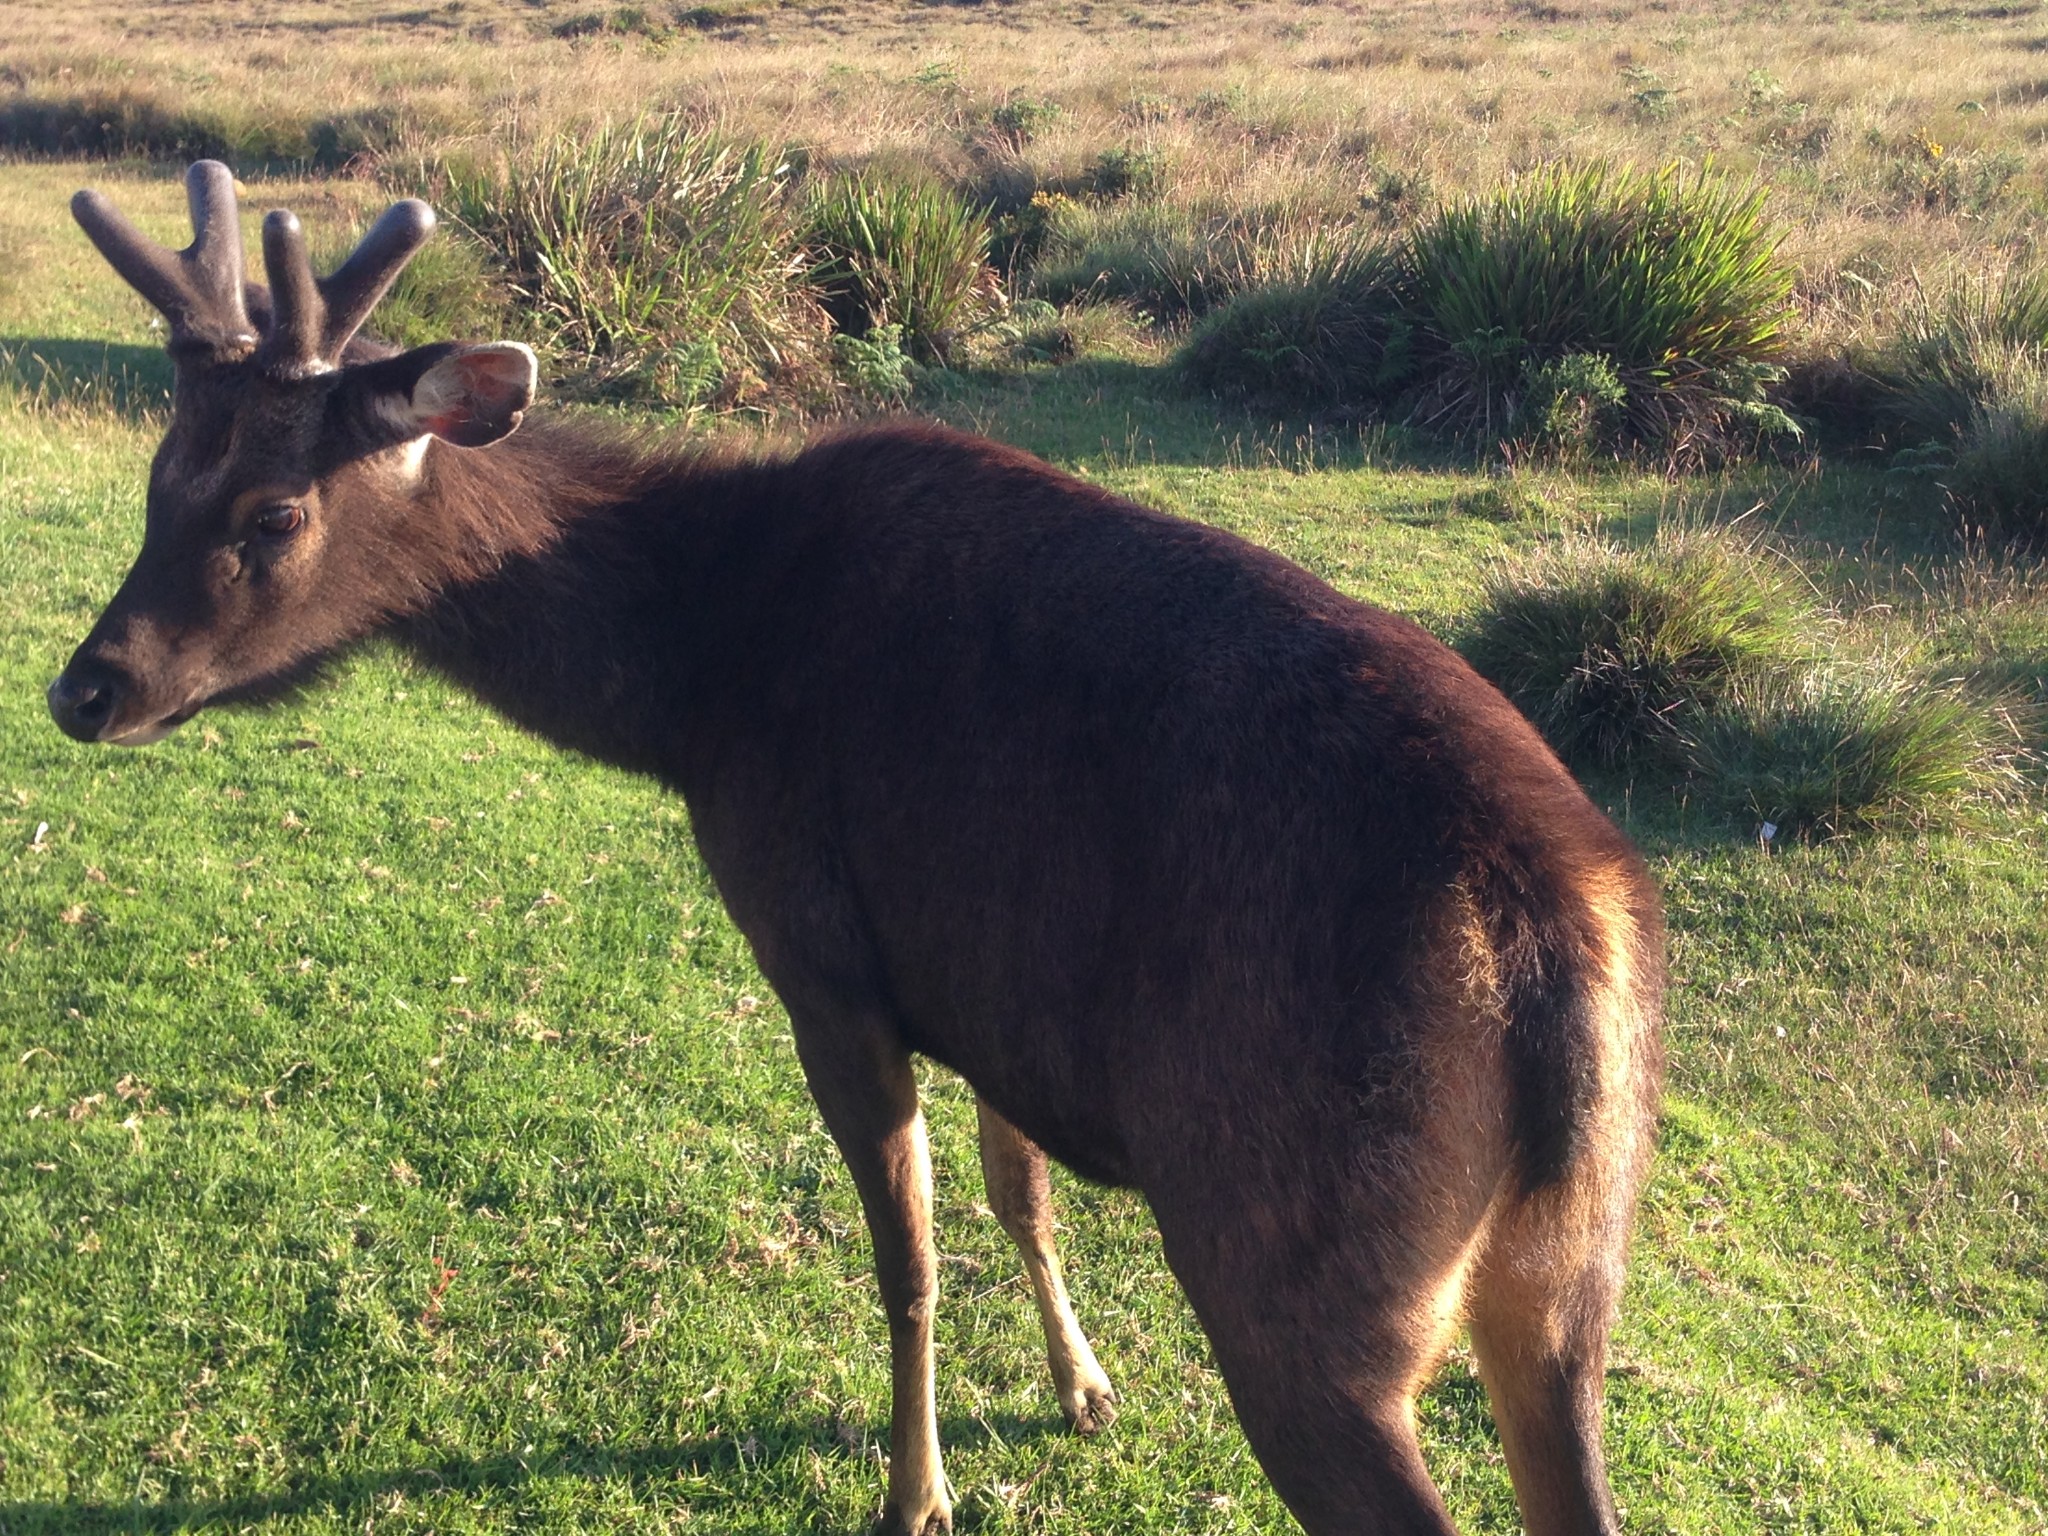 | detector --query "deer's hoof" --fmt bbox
[874,1500,952,1536]
[1066,1383,1119,1437]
